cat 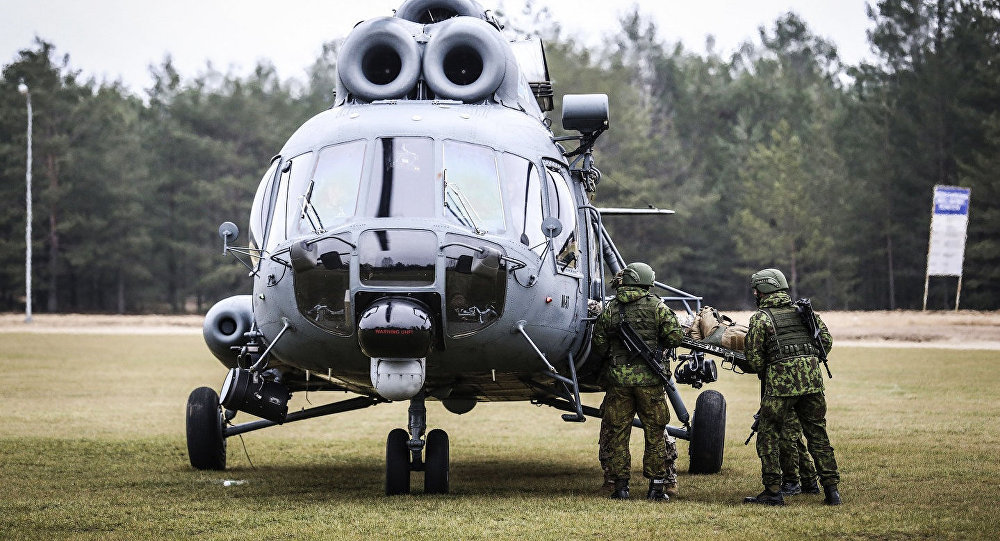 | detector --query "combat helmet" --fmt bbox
[750,268,788,294]
[618,262,656,288]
